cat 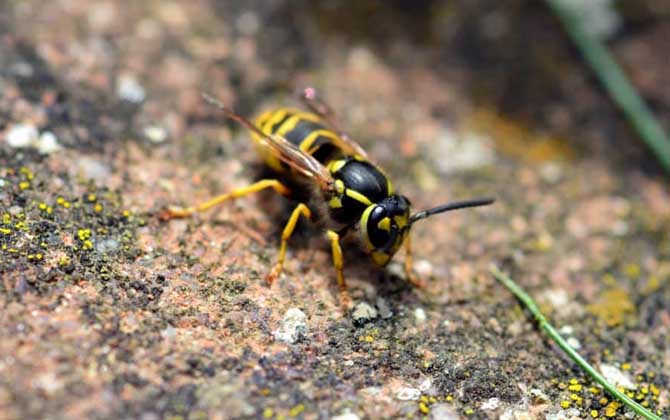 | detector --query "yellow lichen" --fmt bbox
[587,288,635,326]
[288,404,304,417]
[605,401,619,417]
